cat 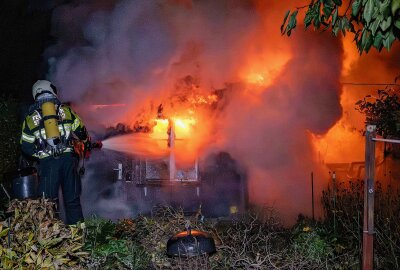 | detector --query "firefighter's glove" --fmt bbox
[84,139,92,152]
